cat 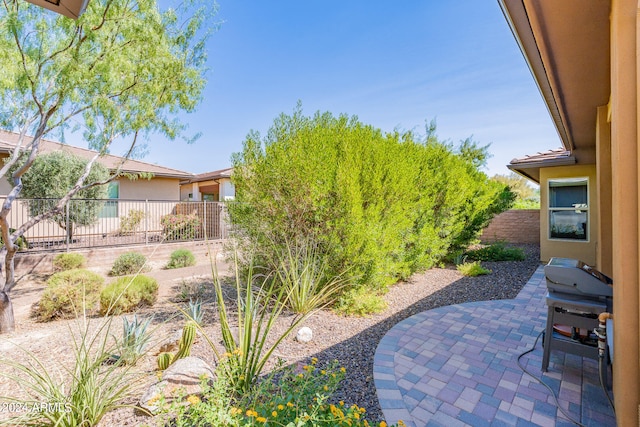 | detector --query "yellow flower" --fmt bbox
[230,407,241,416]
[272,411,278,417]
[311,357,318,365]
[340,367,346,373]
[257,416,267,423]
[277,404,284,411]
[246,409,256,417]
[287,402,294,407]
[379,422,387,427]
[321,370,326,375]
[339,401,344,406]
[397,421,406,427]
[323,385,328,391]
[297,373,304,379]
[186,395,201,405]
